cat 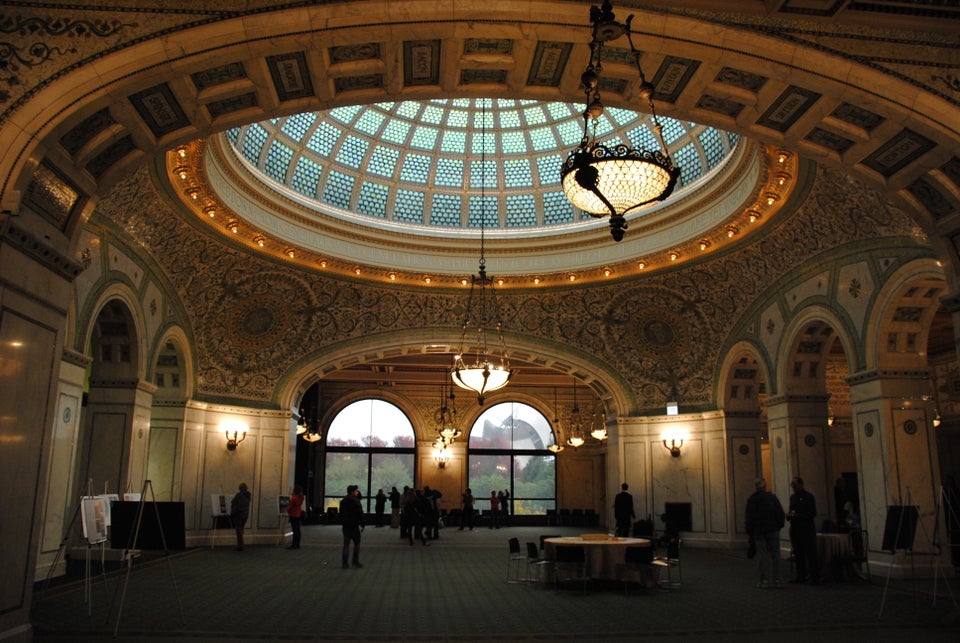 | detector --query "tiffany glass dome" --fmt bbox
[191,97,766,281]
[225,98,739,231]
